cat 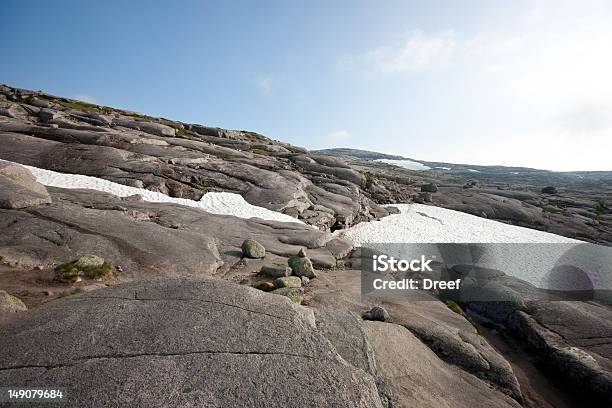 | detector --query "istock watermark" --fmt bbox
[358,243,612,302]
